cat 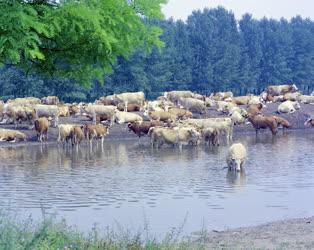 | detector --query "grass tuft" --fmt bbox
[0,213,207,250]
